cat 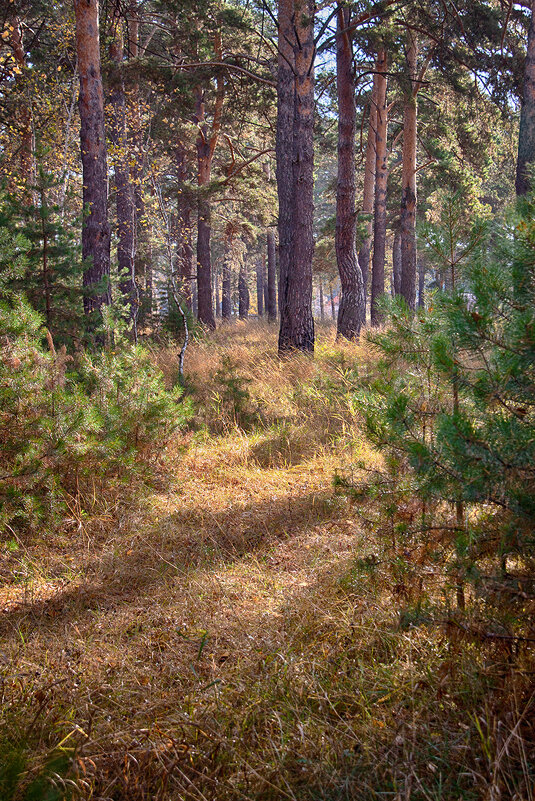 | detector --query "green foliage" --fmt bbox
[0,168,86,346]
[0,297,191,538]
[355,195,535,615]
